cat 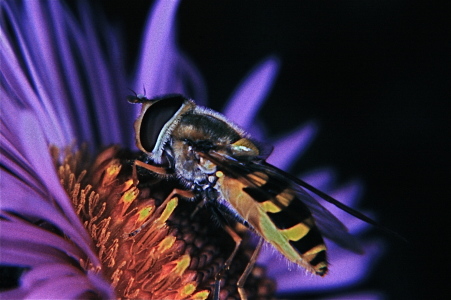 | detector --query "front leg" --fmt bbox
[132,157,174,187]
[127,187,195,238]
[134,159,170,175]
